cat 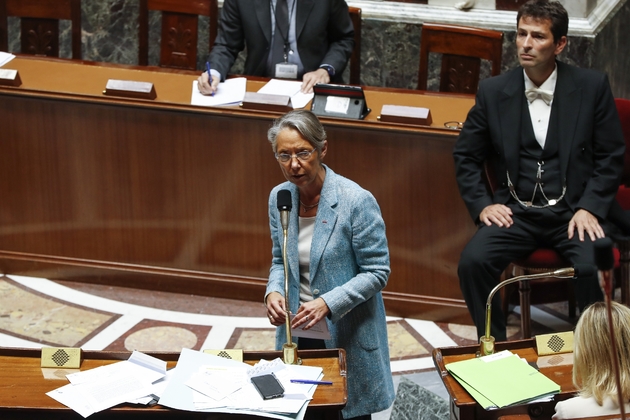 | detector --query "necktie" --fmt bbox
[525,87,554,105]
[270,0,289,71]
